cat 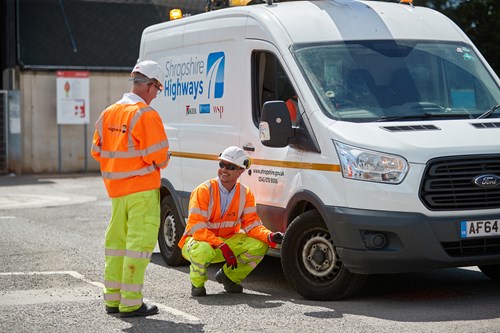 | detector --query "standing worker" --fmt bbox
[178,146,284,297]
[91,60,169,317]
